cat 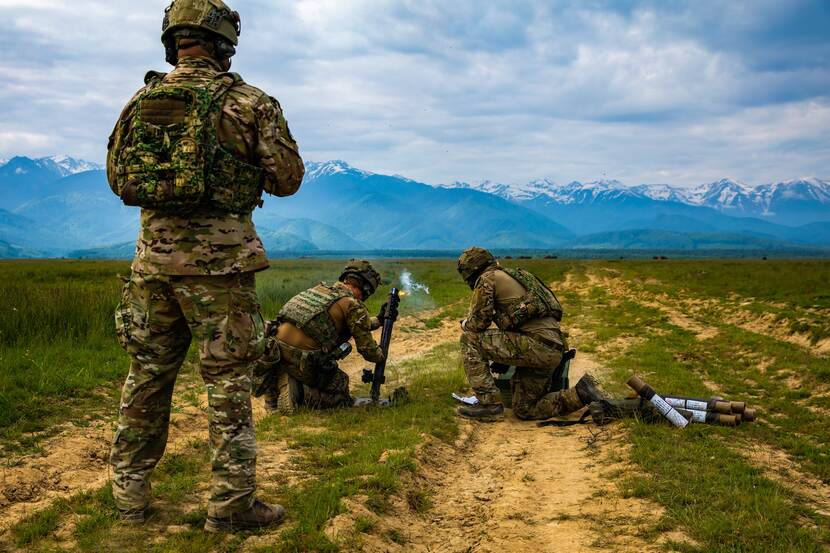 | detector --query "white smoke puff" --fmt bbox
[400,270,430,295]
